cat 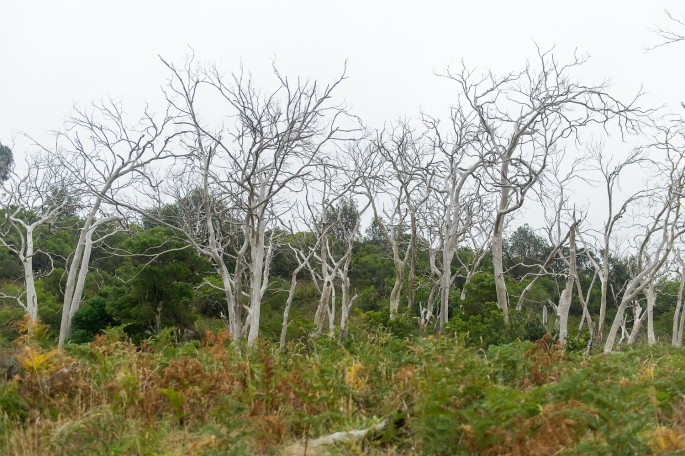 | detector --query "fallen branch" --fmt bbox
[284,416,400,455]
